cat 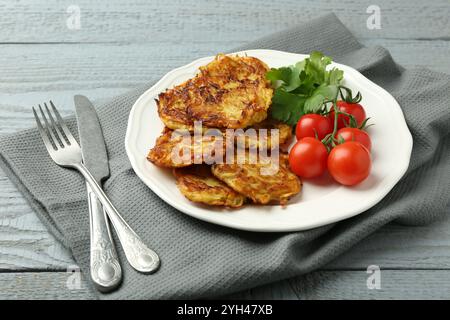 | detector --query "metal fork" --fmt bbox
[33,102,160,274]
